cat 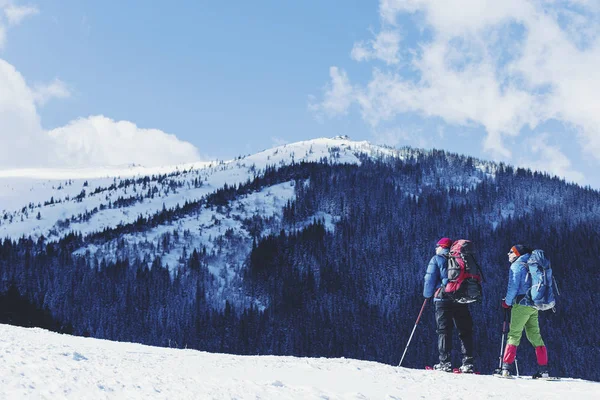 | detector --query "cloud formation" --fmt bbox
[0,1,38,48]
[351,30,401,65]
[0,58,201,168]
[32,78,70,106]
[4,4,38,25]
[309,67,353,118]
[314,0,600,184]
[48,116,201,168]
[0,58,53,168]
[519,133,585,184]
[0,2,202,169]
[0,57,201,168]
